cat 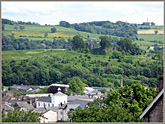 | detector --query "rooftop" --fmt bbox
[16,102,34,110]
[50,84,69,88]
[37,97,51,103]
